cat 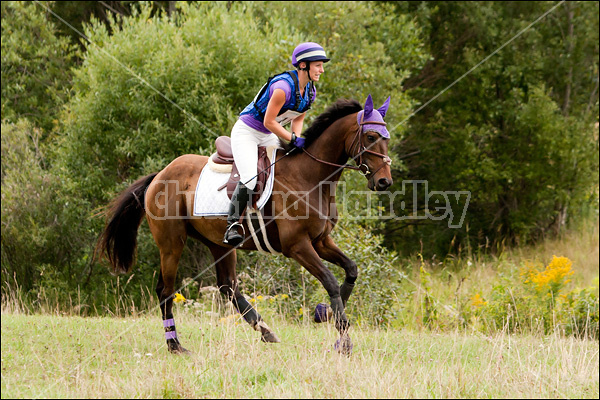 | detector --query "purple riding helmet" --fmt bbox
[291,42,330,78]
